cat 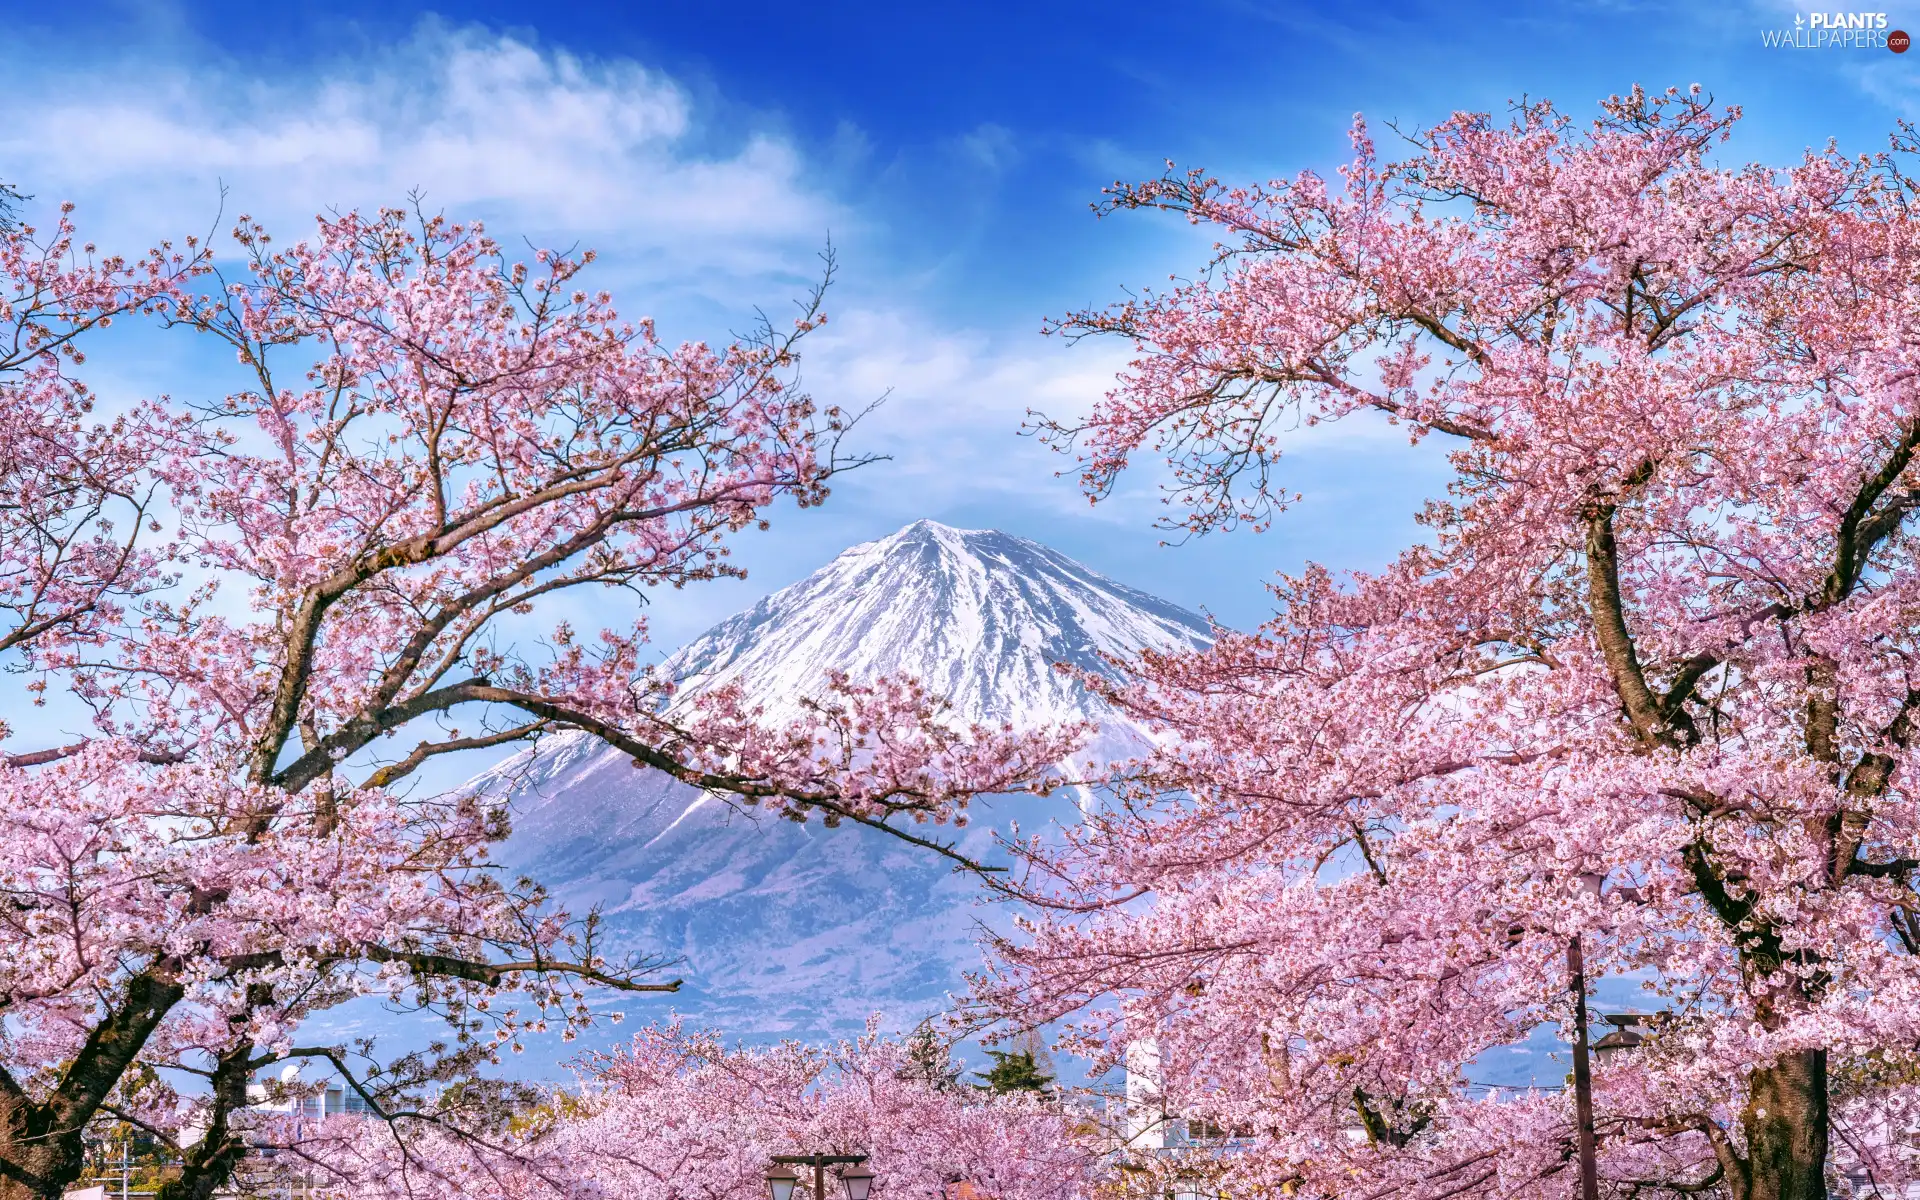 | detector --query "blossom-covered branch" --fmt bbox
[0,202,1082,1200]
[993,85,1920,1200]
